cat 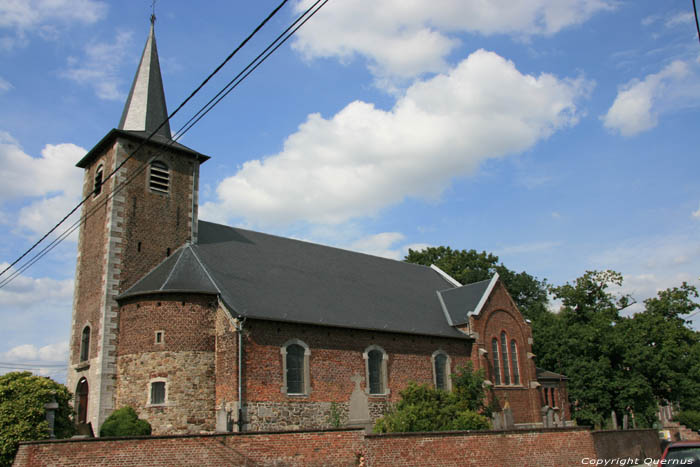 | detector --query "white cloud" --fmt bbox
[0,0,107,49]
[602,59,700,136]
[292,0,613,85]
[665,12,694,27]
[497,241,562,255]
[693,202,700,219]
[0,76,11,93]
[589,231,700,318]
[0,262,74,306]
[201,50,590,227]
[347,232,406,260]
[1,341,68,363]
[0,131,84,237]
[61,30,133,100]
